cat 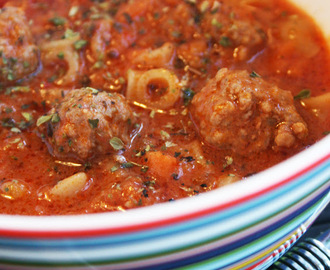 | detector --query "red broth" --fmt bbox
[0,0,329,215]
